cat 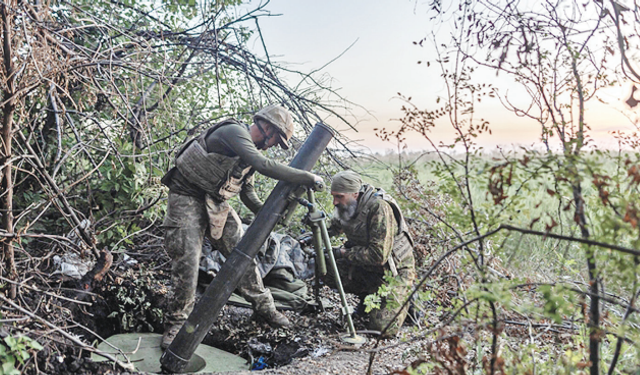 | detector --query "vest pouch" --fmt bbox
[217,165,252,200]
[205,194,230,240]
[392,233,413,263]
